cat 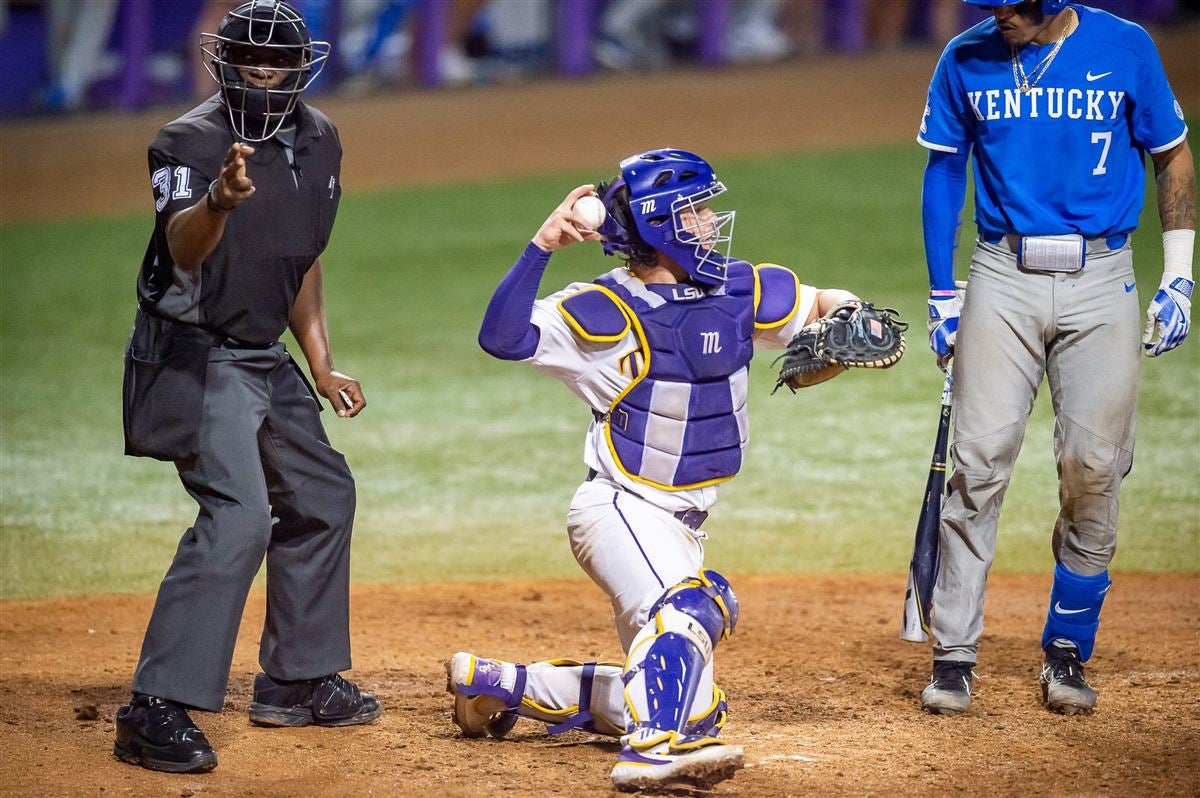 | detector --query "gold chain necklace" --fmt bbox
[1011,7,1076,94]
